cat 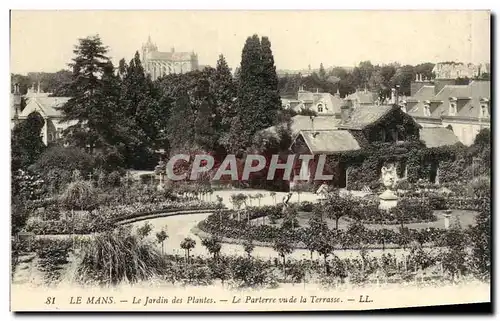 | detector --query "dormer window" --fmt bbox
[480,104,489,118]
[480,99,490,119]
[449,99,458,116]
[424,103,431,117]
[285,103,291,109]
[316,103,324,113]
